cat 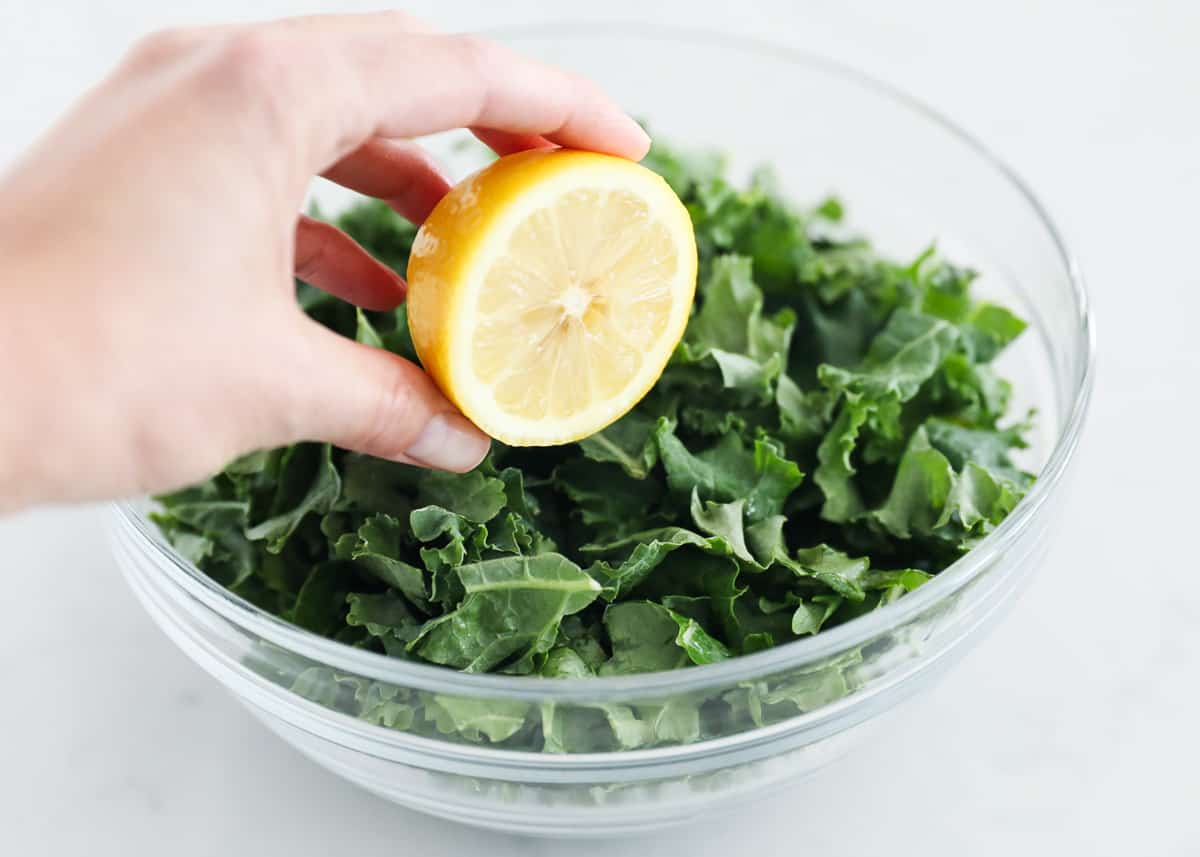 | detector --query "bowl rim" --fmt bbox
[113,23,1095,705]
